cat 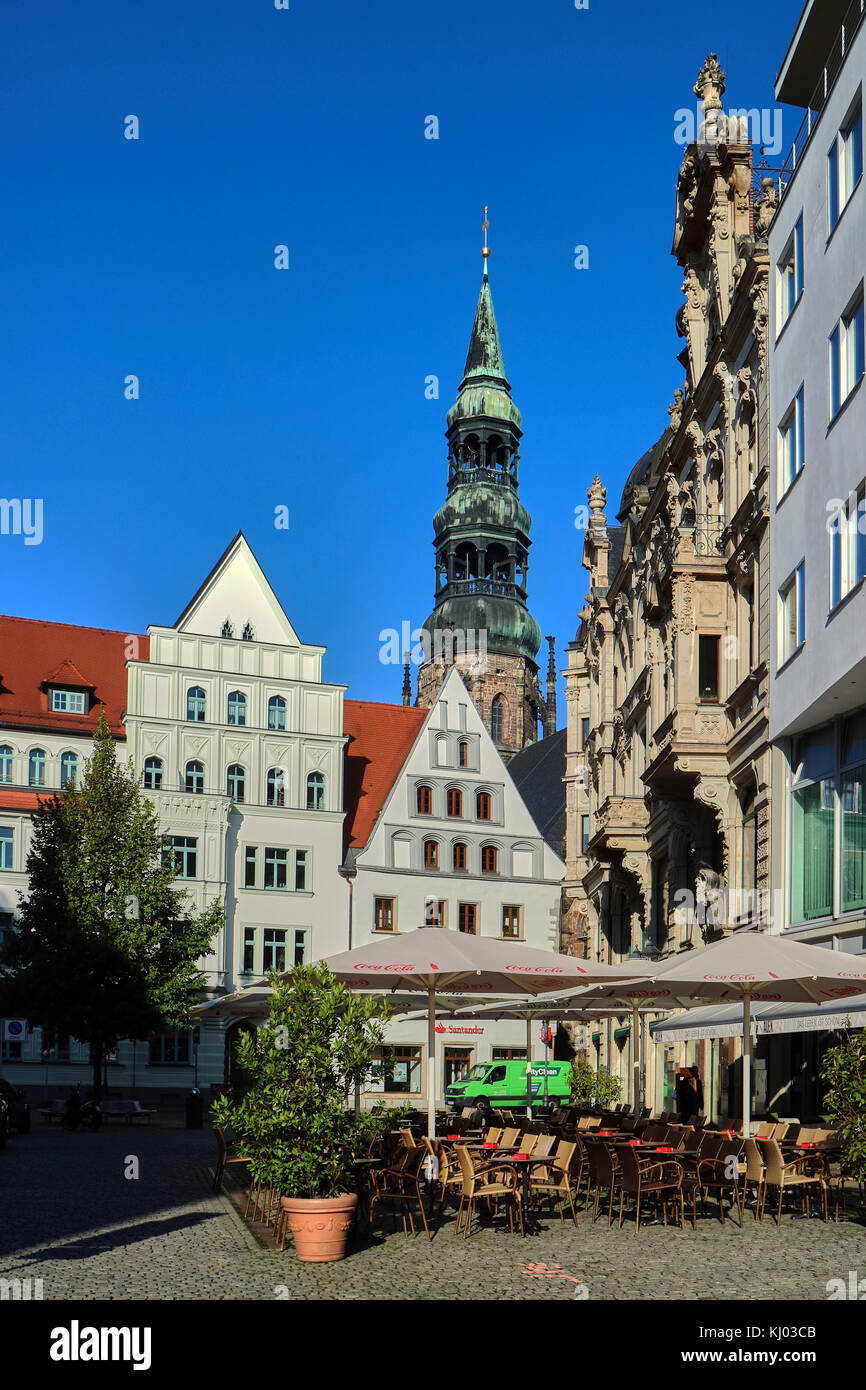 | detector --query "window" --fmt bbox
[481,845,499,874]
[143,756,163,790]
[264,848,288,890]
[842,712,866,912]
[374,1044,421,1093]
[0,827,13,870]
[424,840,439,869]
[263,929,287,972]
[374,897,395,931]
[778,564,805,666]
[458,740,469,767]
[491,695,506,744]
[185,760,205,794]
[163,836,197,878]
[458,903,478,934]
[28,749,46,787]
[227,691,247,726]
[829,289,865,419]
[425,897,446,926]
[698,635,720,702]
[60,751,78,787]
[476,791,491,821]
[266,768,285,807]
[221,620,234,639]
[244,846,257,888]
[446,788,463,817]
[227,763,245,802]
[0,745,12,783]
[492,1047,526,1060]
[829,99,862,232]
[792,728,836,922]
[778,388,805,497]
[444,1047,472,1089]
[417,785,433,815]
[453,842,468,871]
[829,483,866,609]
[293,930,307,967]
[581,717,590,749]
[50,689,86,714]
[242,926,256,973]
[149,1031,191,1065]
[306,771,325,811]
[41,1030,70,1061]
[186,686,206,722]
[268,695,287,731]
[776,215,803,333]
[294,849,308,892]
[580,814,590,854]
[502,905,521,938]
